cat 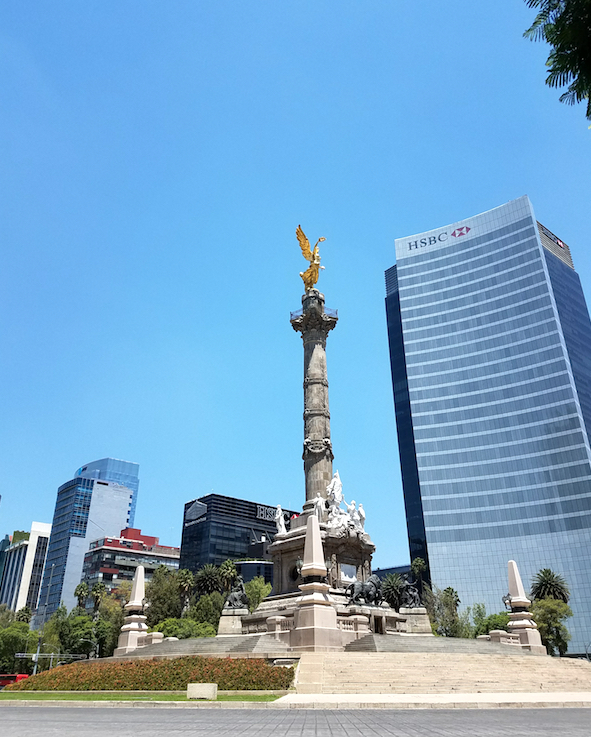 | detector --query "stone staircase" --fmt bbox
[296,650,591,694]
[120,634,290,660]
[346,633,535,656]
